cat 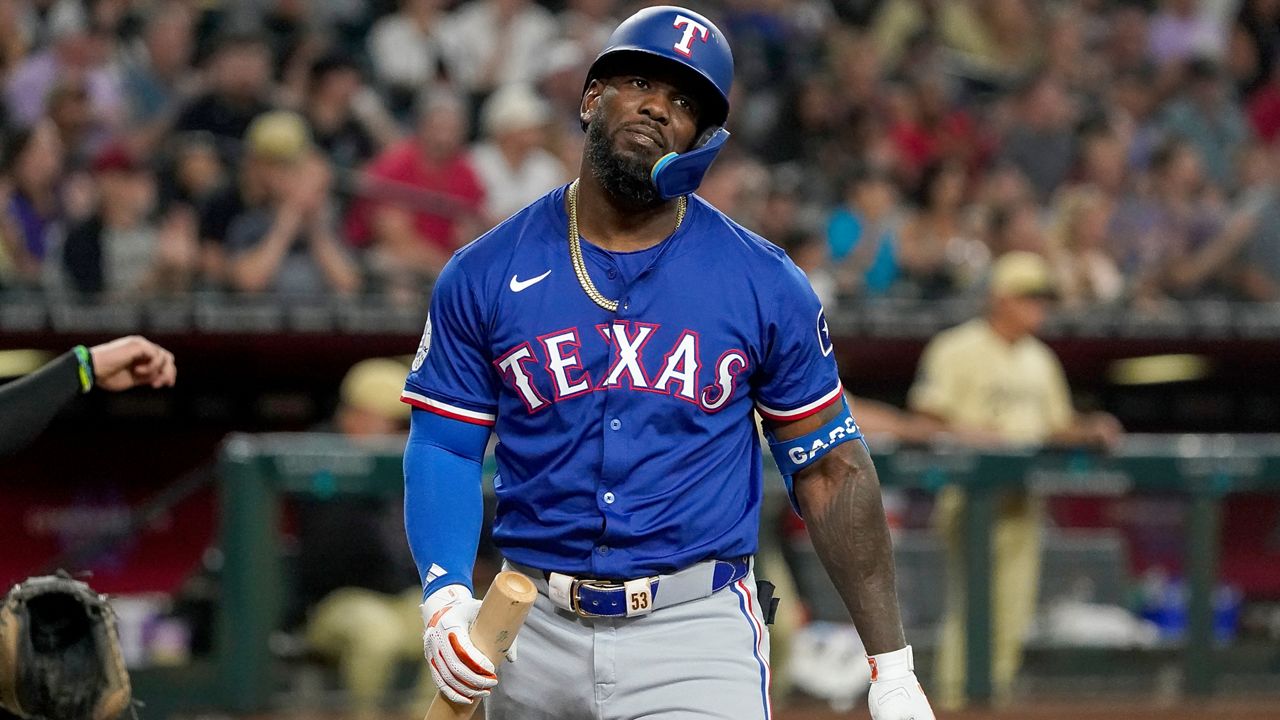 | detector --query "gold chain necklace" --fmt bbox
[567,178,686,313]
